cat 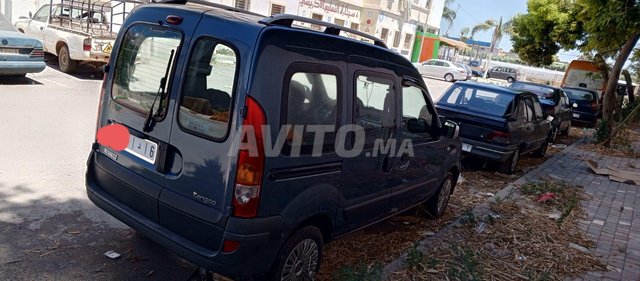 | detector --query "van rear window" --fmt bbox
[112,25,182,115]
[178,38,238,140]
